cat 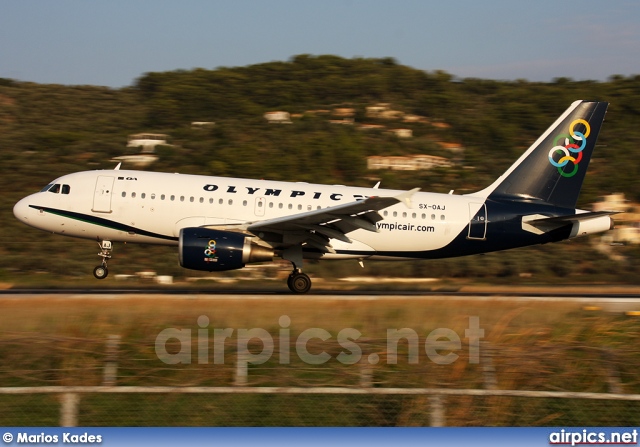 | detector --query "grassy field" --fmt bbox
[0,292,639,426]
